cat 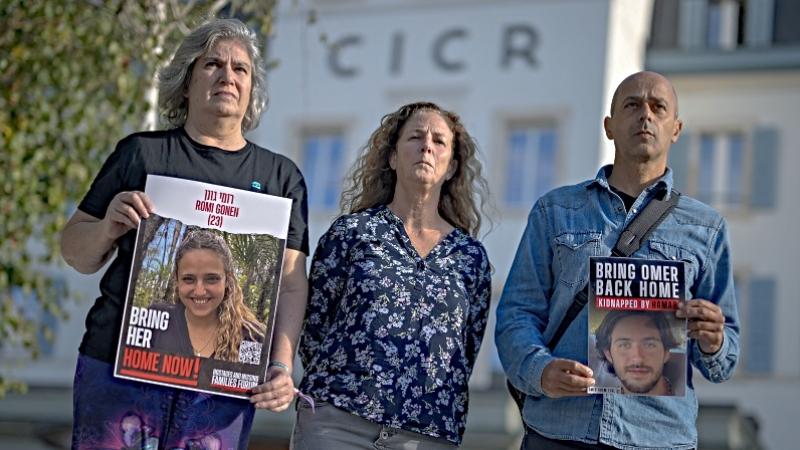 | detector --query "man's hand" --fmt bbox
[102,191,154,240]
[249,366,295,411]
[676,298,725,354]
[541,359,595,398]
